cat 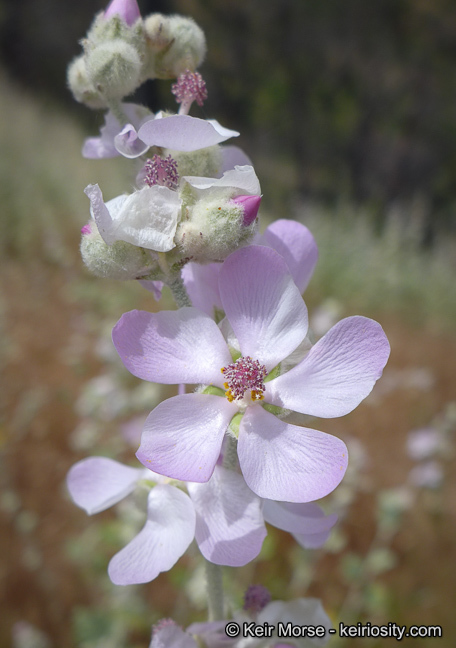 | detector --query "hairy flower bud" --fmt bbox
[86,40,142,100]
[80,222,156,280]
[175,191,260,263]
[143,14,206,80]
[67,55,107,108]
